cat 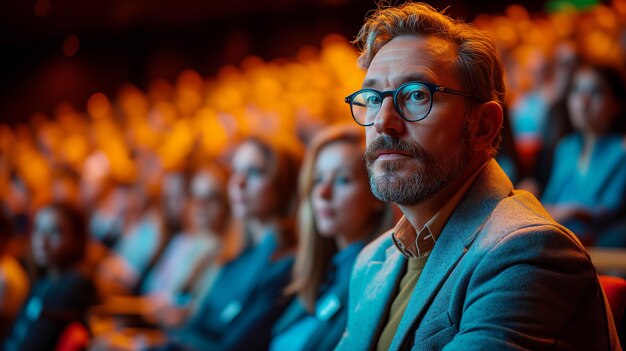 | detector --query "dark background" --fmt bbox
[0,0,550,125]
